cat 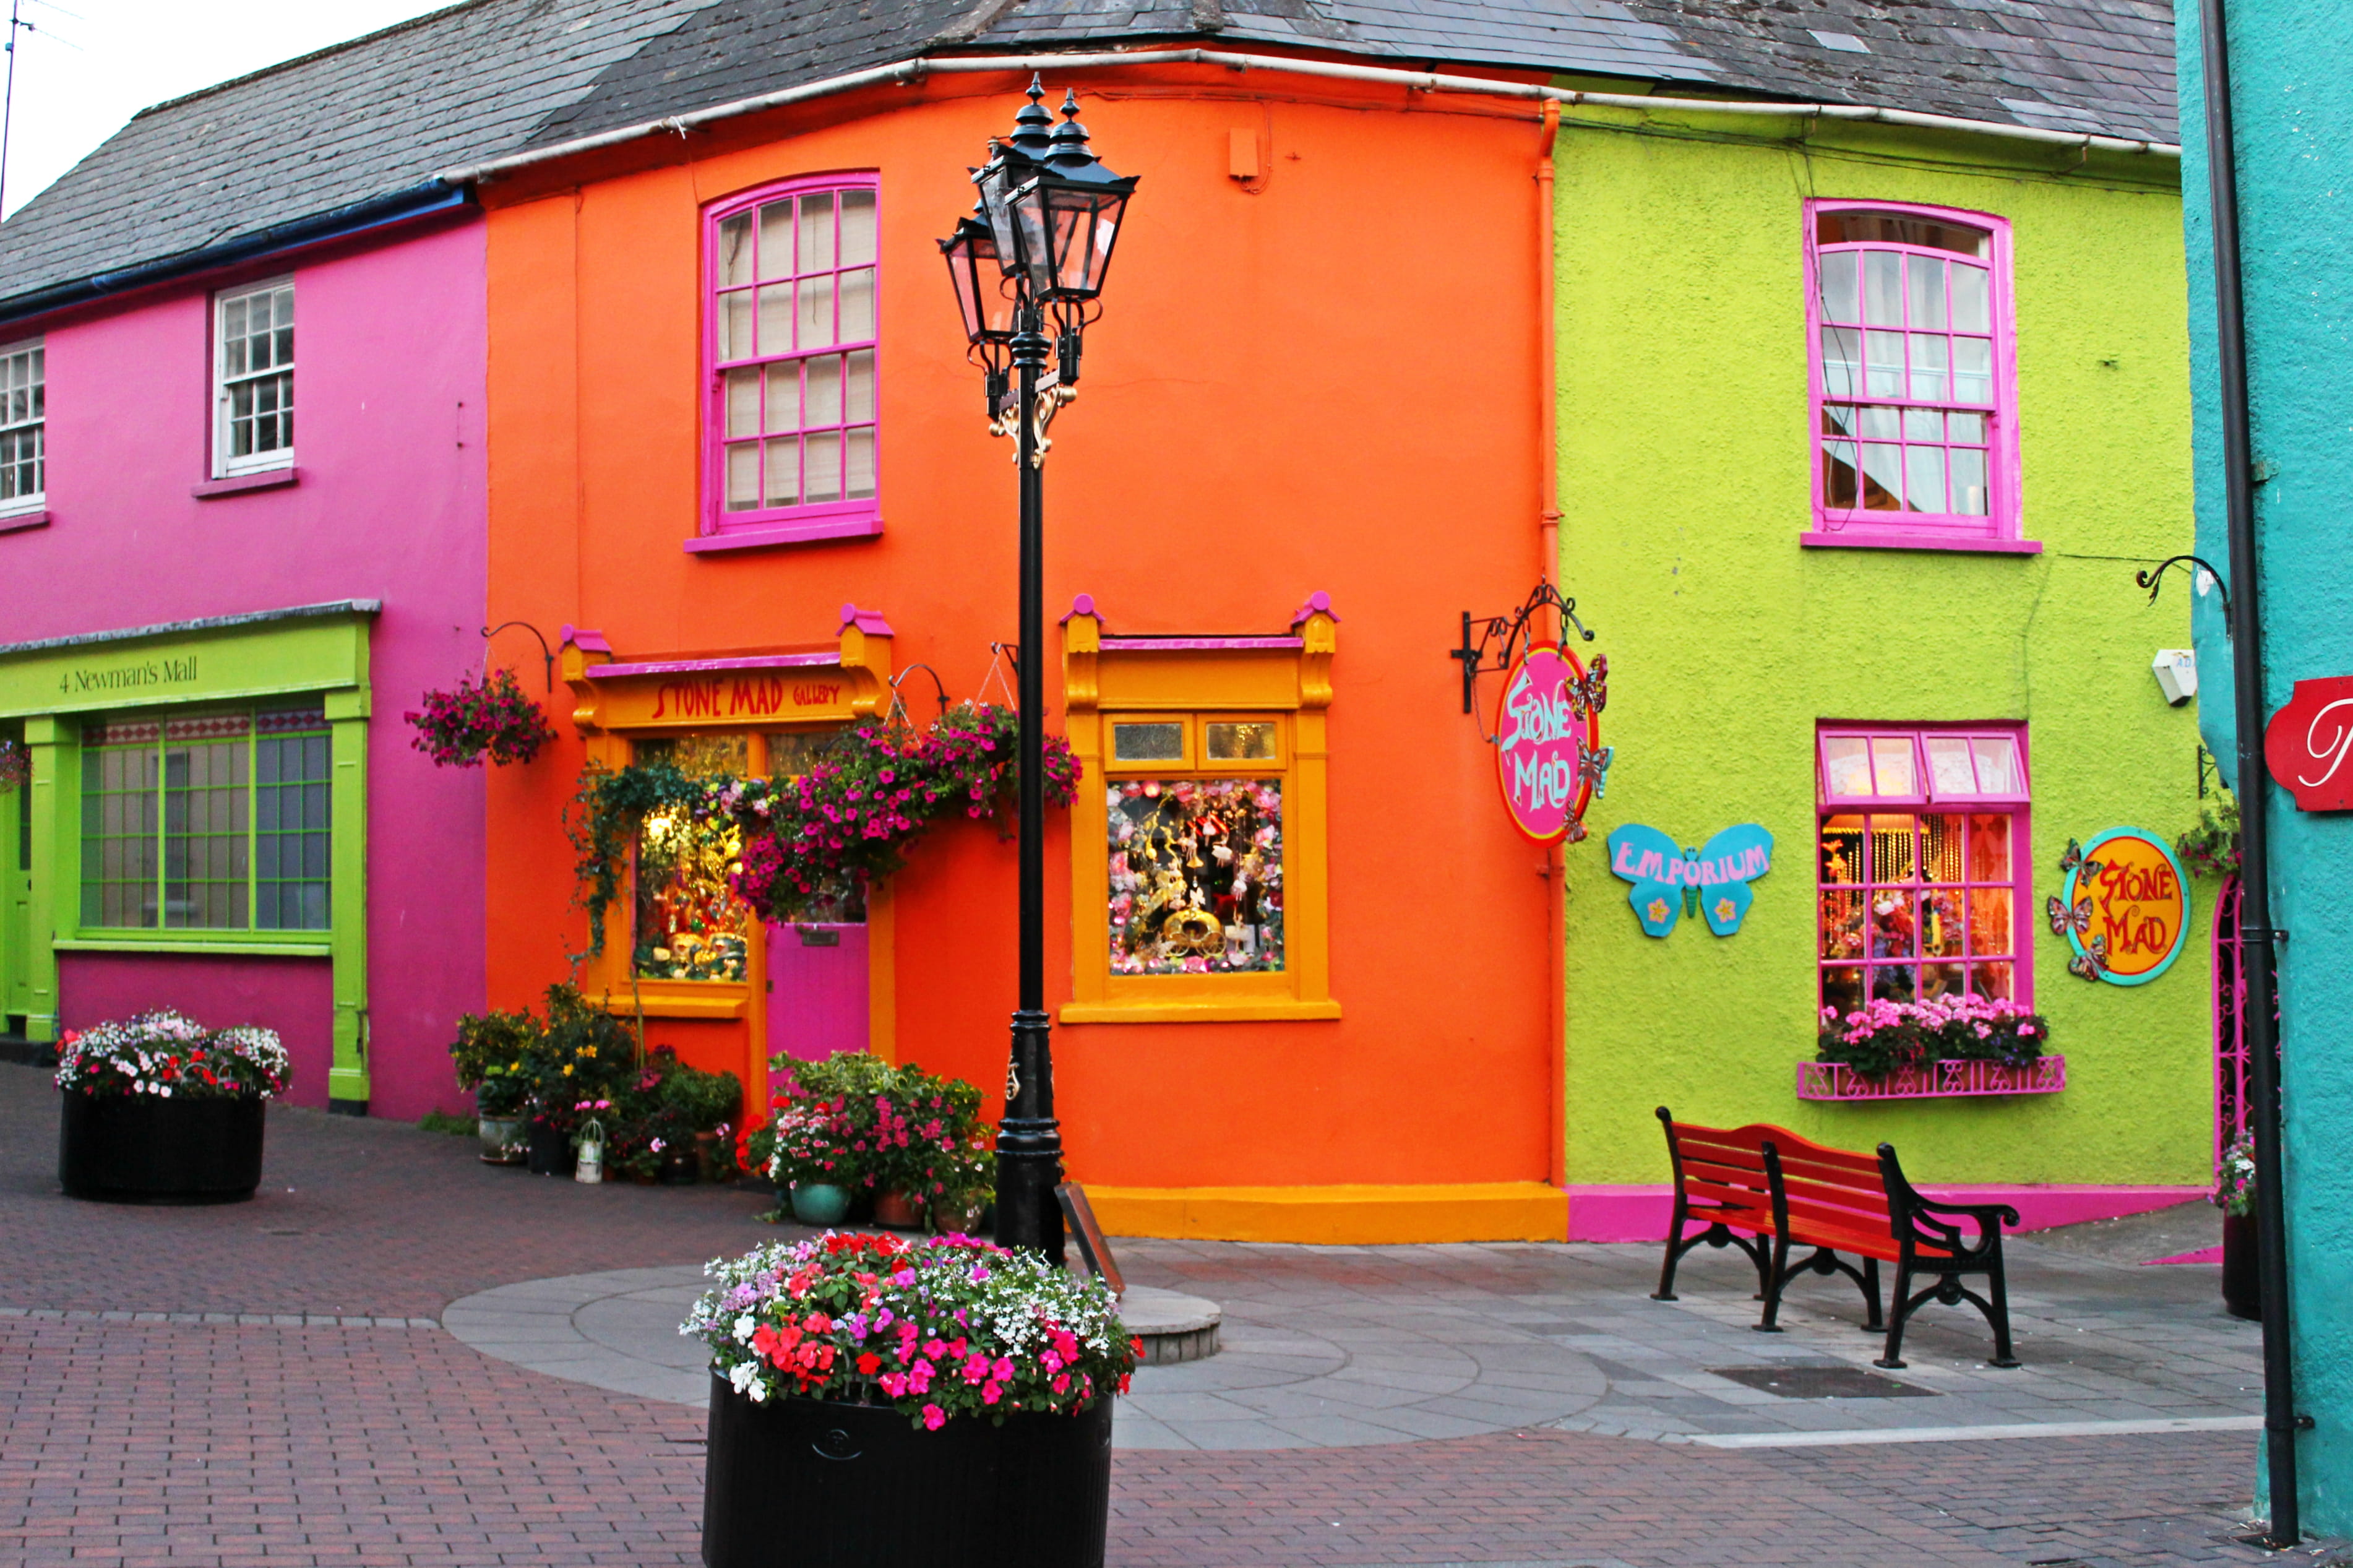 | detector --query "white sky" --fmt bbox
[2,0,453,219]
